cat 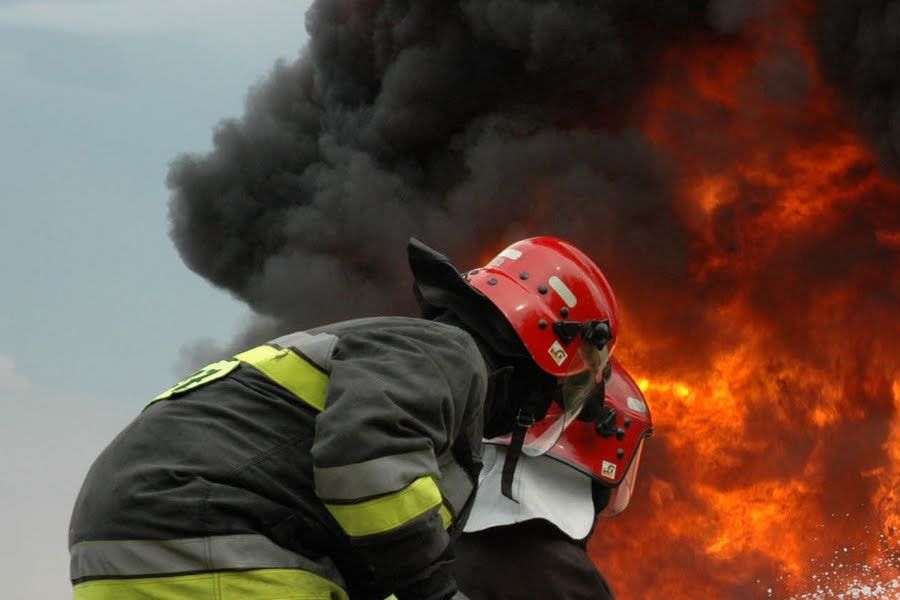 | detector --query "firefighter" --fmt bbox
[69,236,619,600]
[453,357,653,600]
